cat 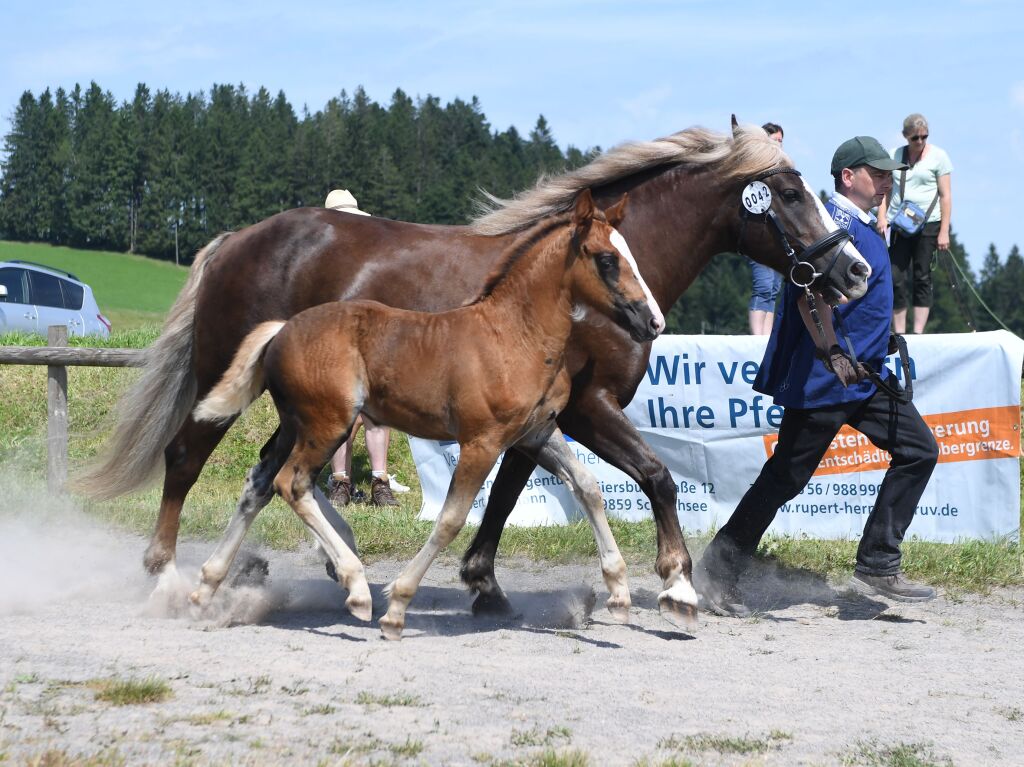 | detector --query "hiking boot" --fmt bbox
[695,565,750,619]
[327,476,353,509]
[850,571,936,602]
[370,476,400,507]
